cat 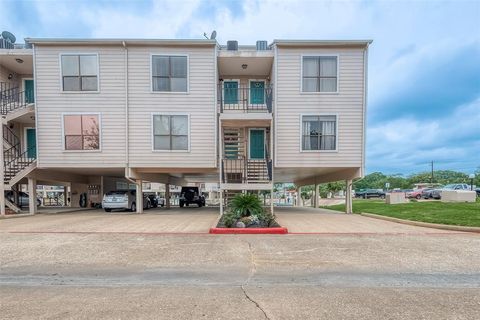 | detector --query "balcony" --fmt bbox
[218,84,273,113]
